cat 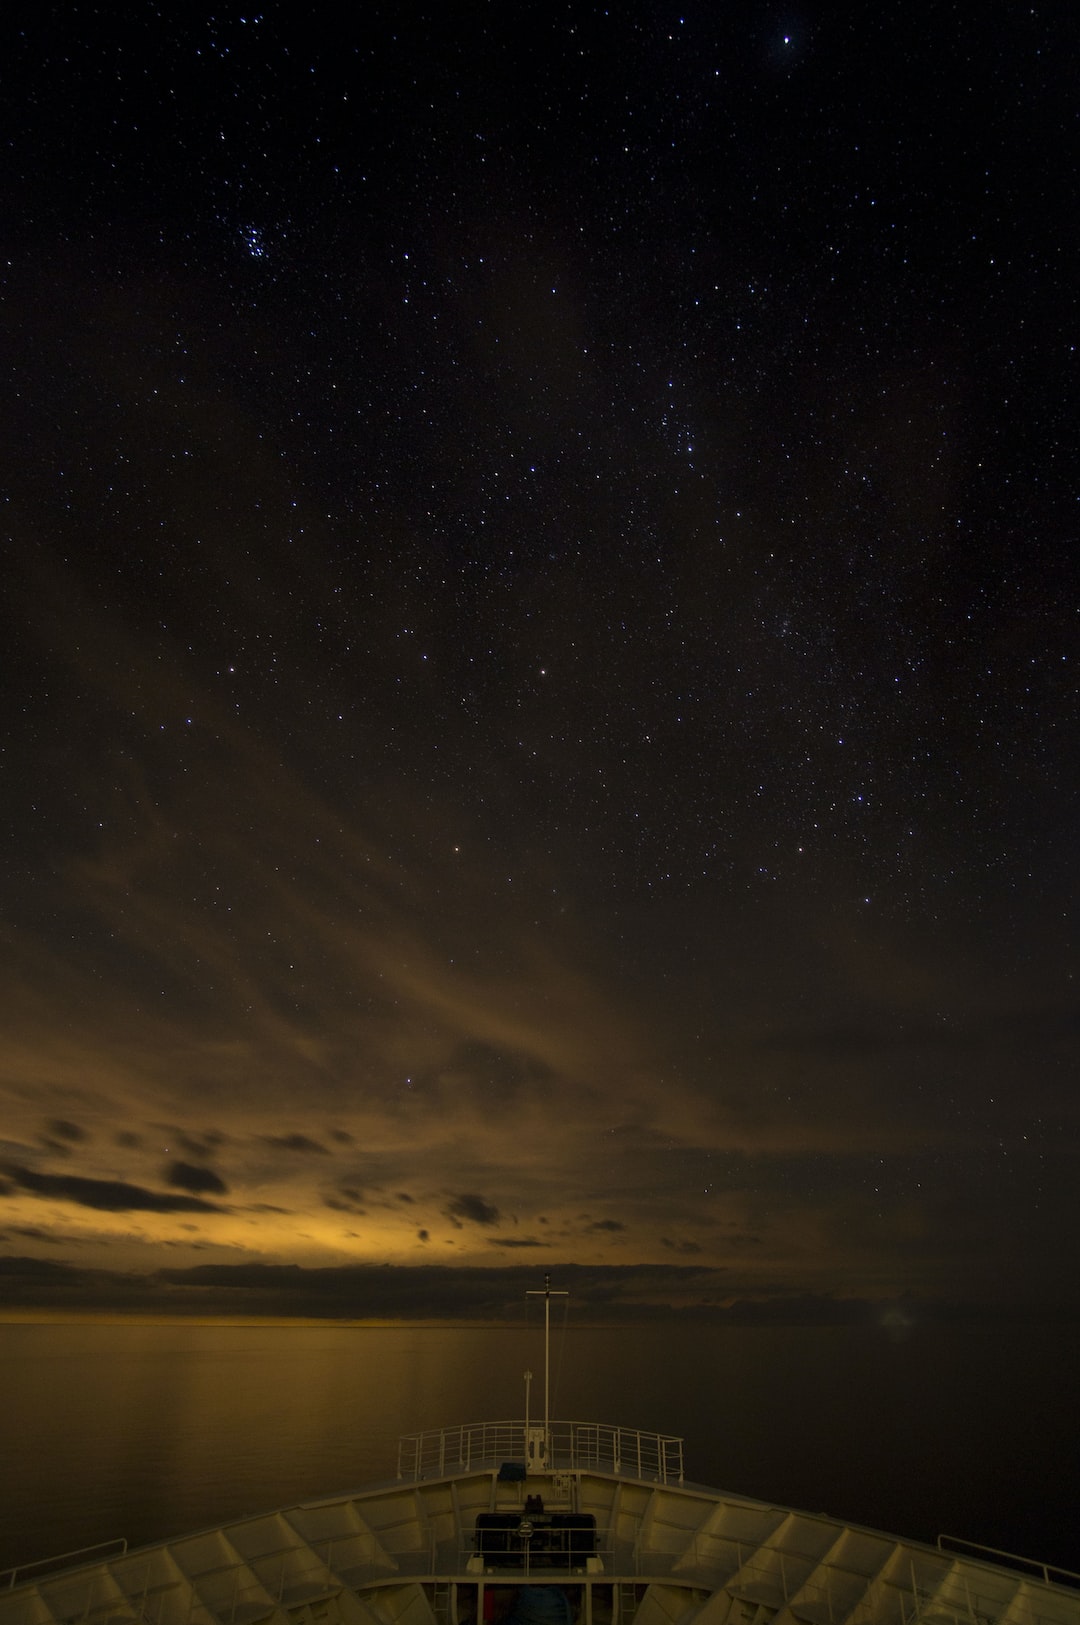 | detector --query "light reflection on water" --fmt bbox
[2,1321,1078,1577]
